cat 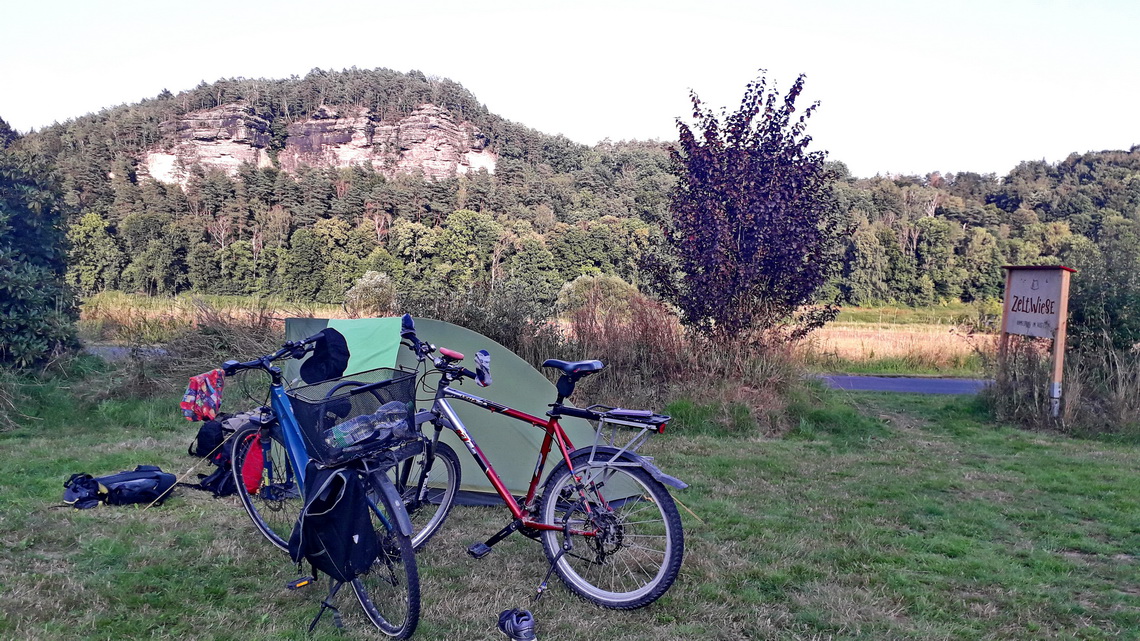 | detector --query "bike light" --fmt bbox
[656,422,667,434]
